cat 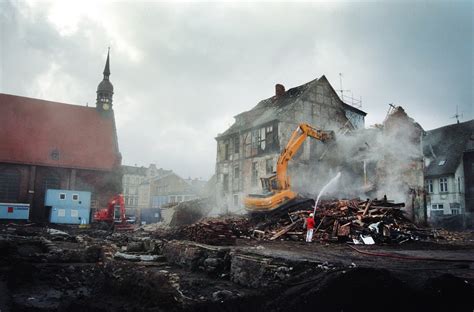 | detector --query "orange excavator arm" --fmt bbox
[244,123,334,213]
[276,123,334,190]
